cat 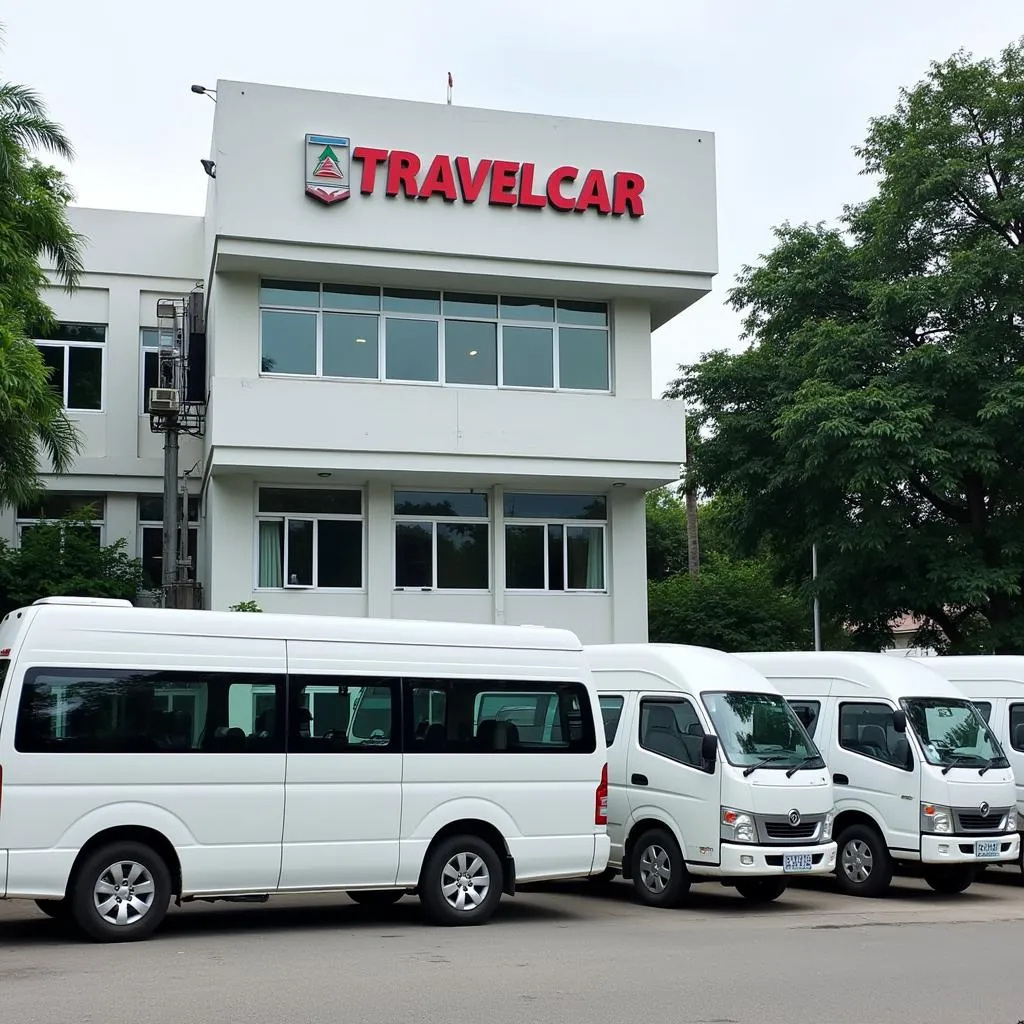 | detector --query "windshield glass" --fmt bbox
[701,691,824,768]
[901,697,1009,769]
[0,658,7,697]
